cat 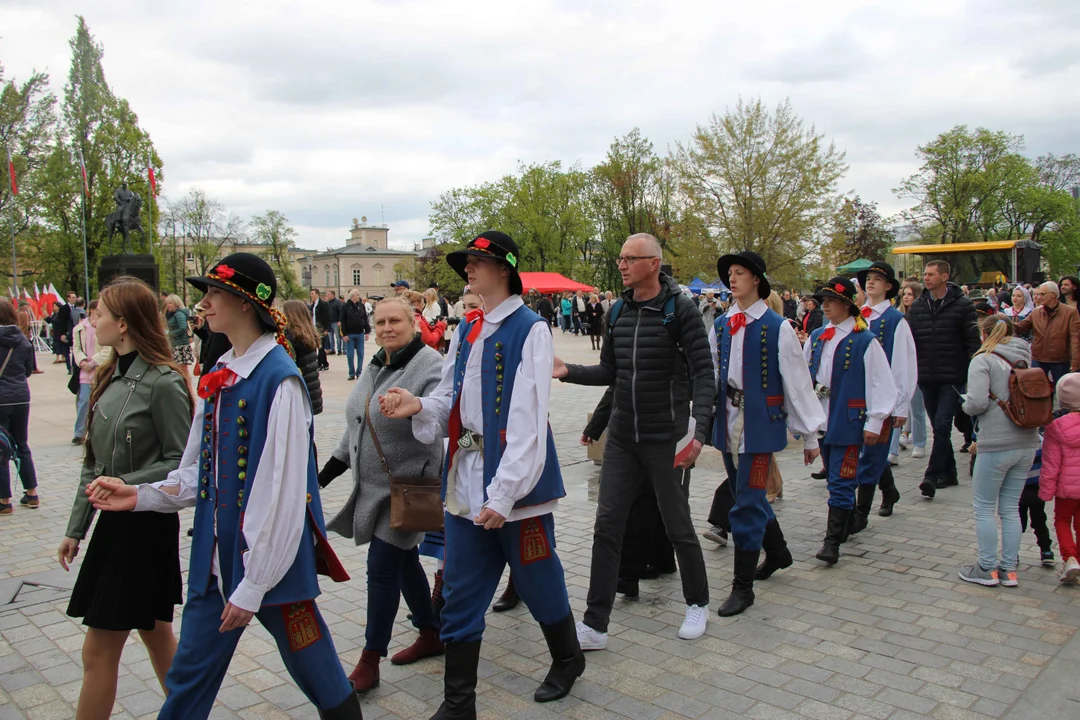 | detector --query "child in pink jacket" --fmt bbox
[1038,373,1080,584]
